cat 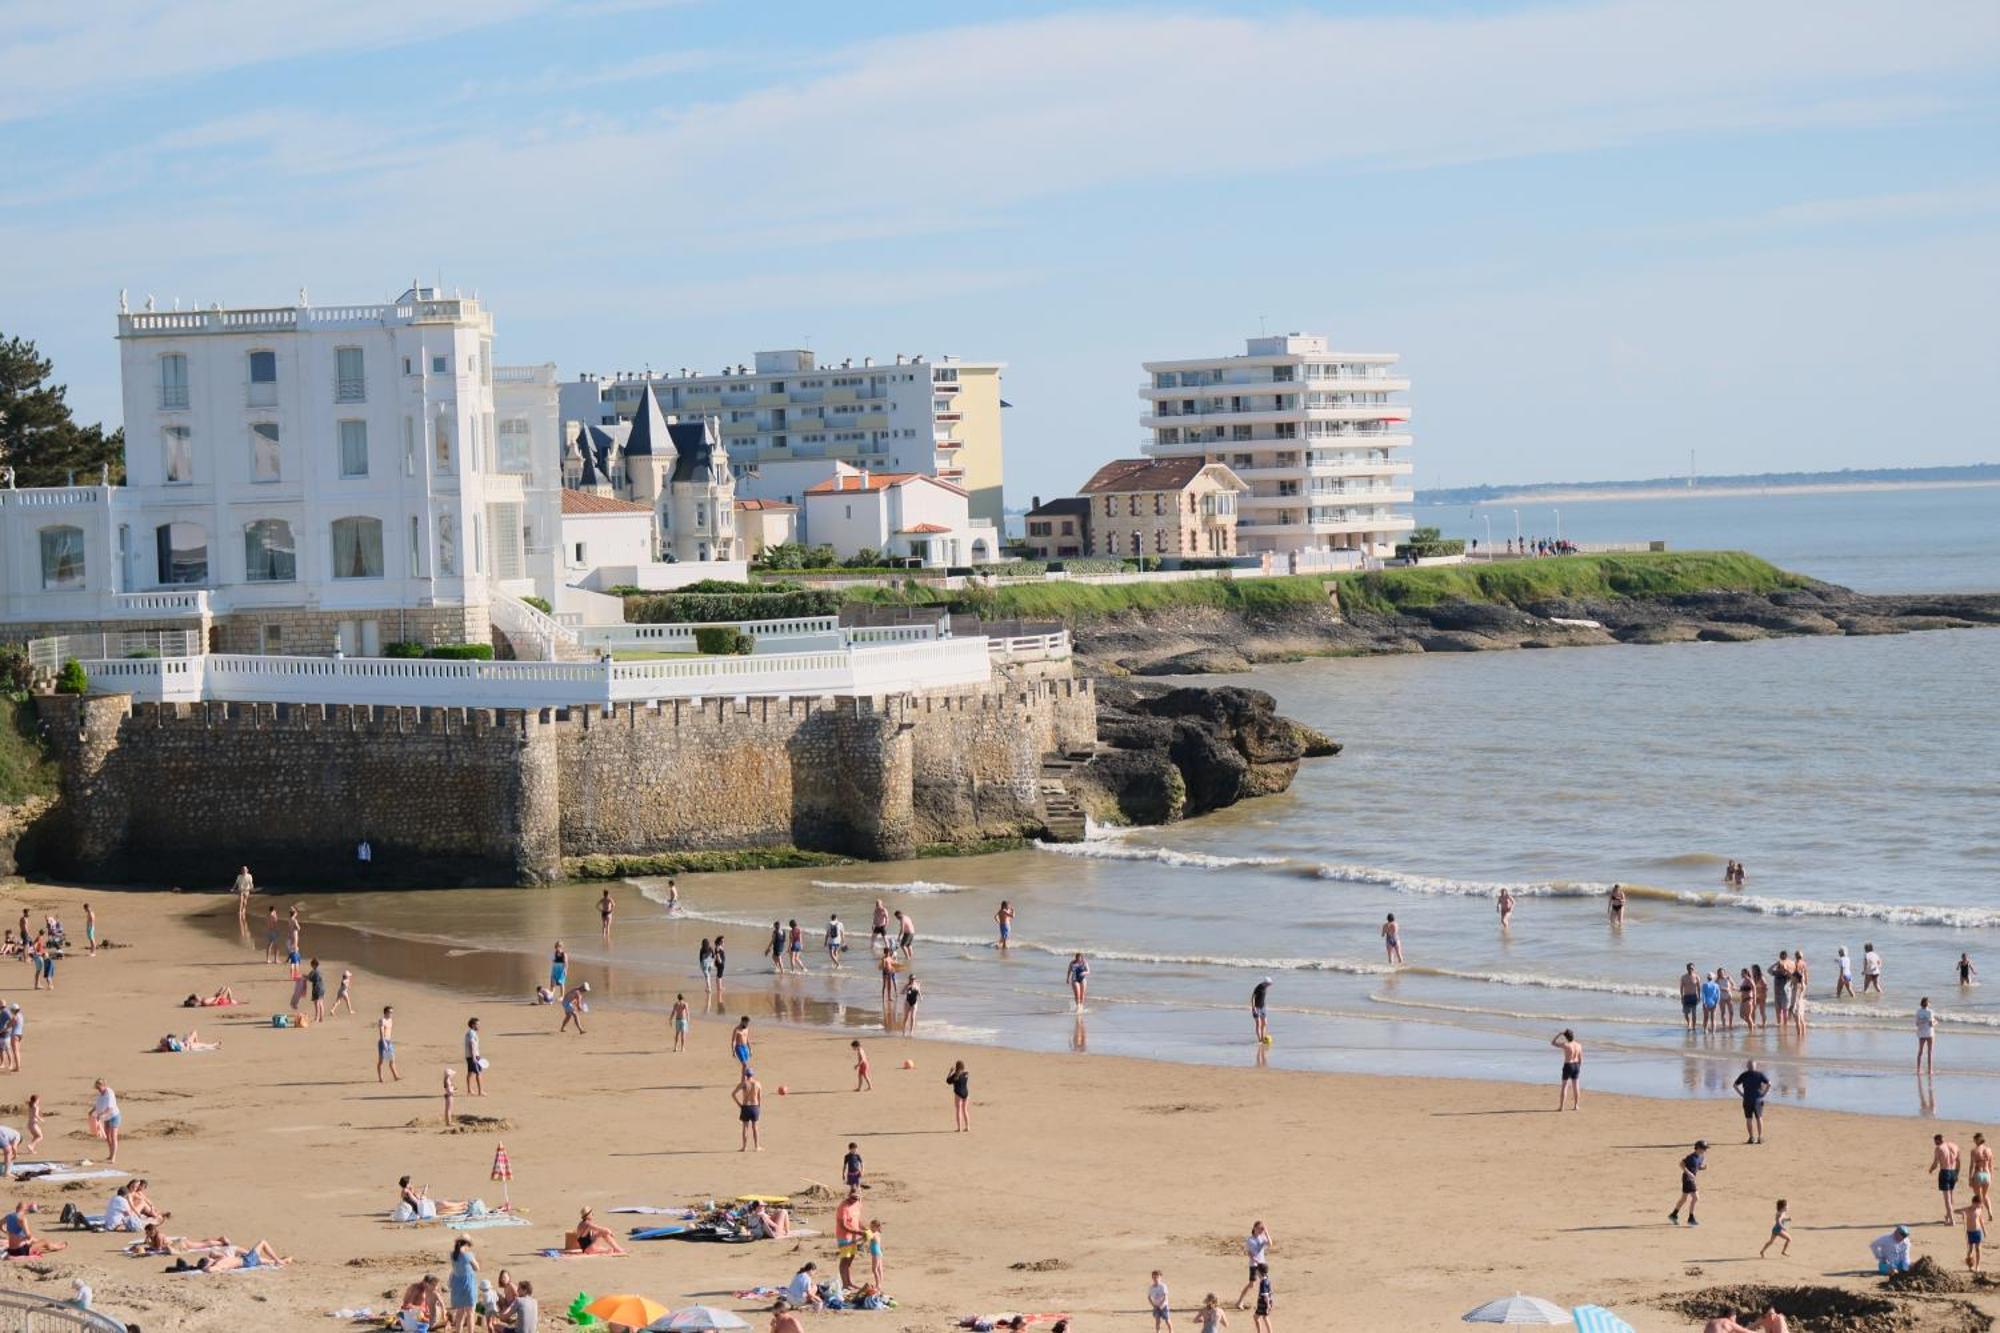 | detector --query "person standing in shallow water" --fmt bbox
[1381,914,1402,964]
[1551,1029,1582,1111]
